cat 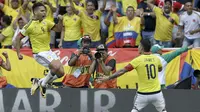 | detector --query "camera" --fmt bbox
[82,47,90,54]
[95,52,102,59]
